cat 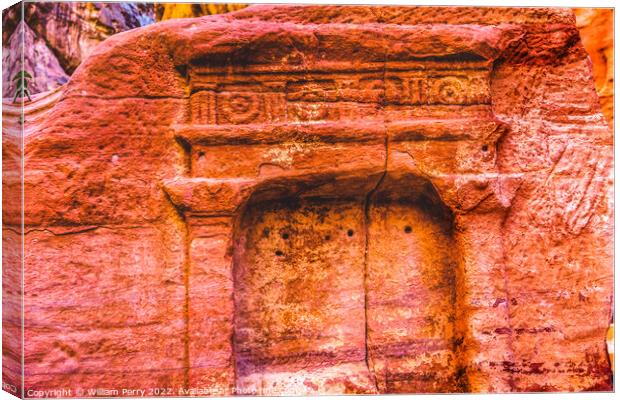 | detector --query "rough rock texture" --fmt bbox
[3,83,65,397]
[574,8,614,127]
[2,2,154,96]
[2,72,23,400]
[1,2,249,98]
[4,5,613,395]
[2,4,24,394]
